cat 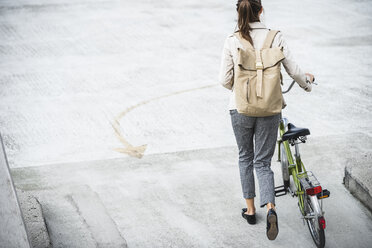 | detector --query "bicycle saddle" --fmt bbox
[282,123,310,141]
